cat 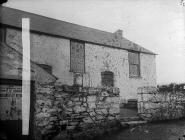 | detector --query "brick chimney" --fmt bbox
[114,29,123,40]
